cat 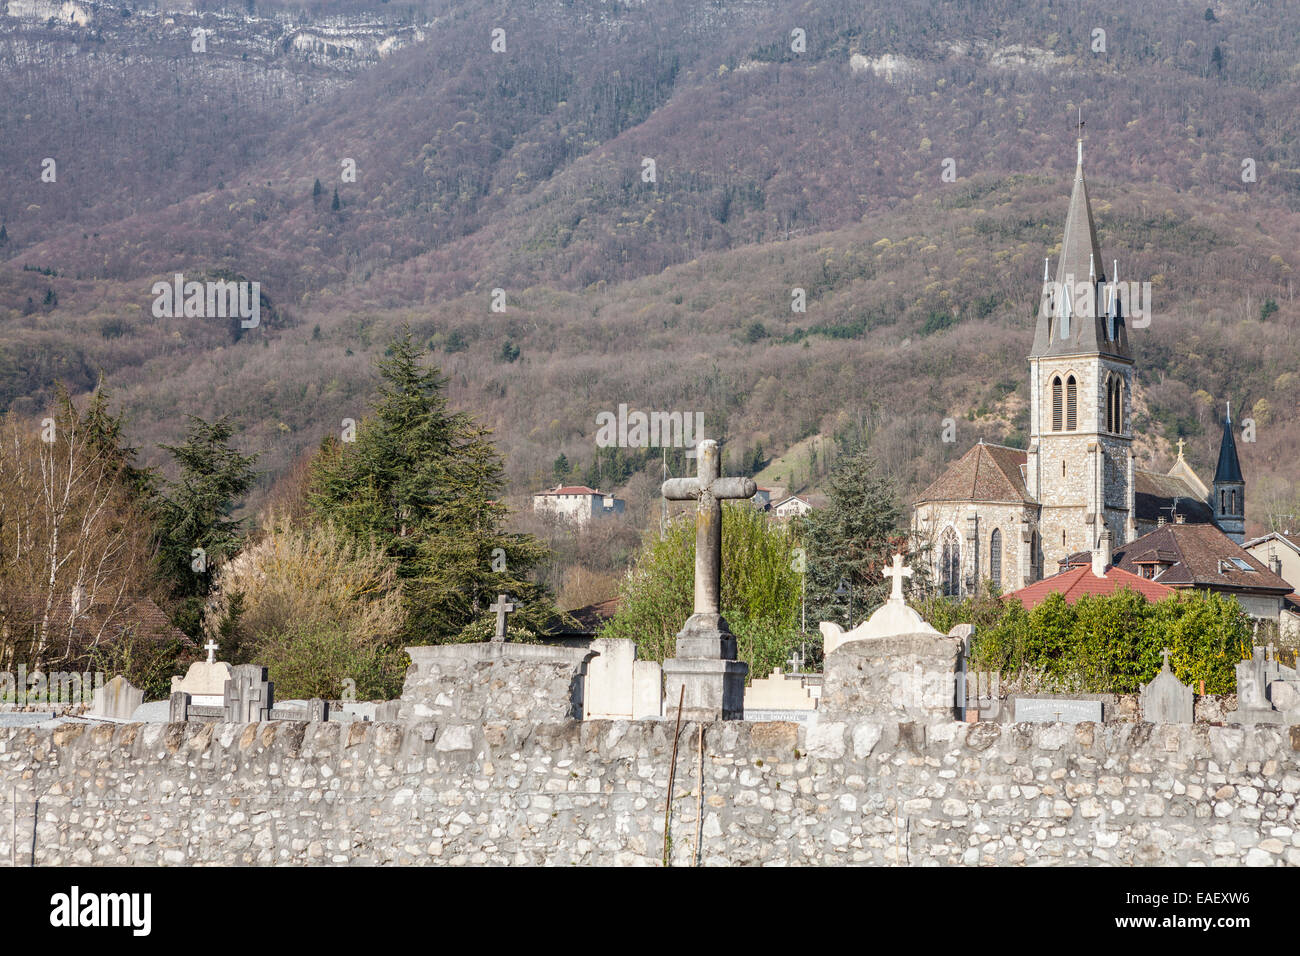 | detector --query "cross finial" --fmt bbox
[204,638,219,665]
[1176,437,1186,459]
[1076,108,1084,165]
[1160,647,1172,672]
[885,554,913,603]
